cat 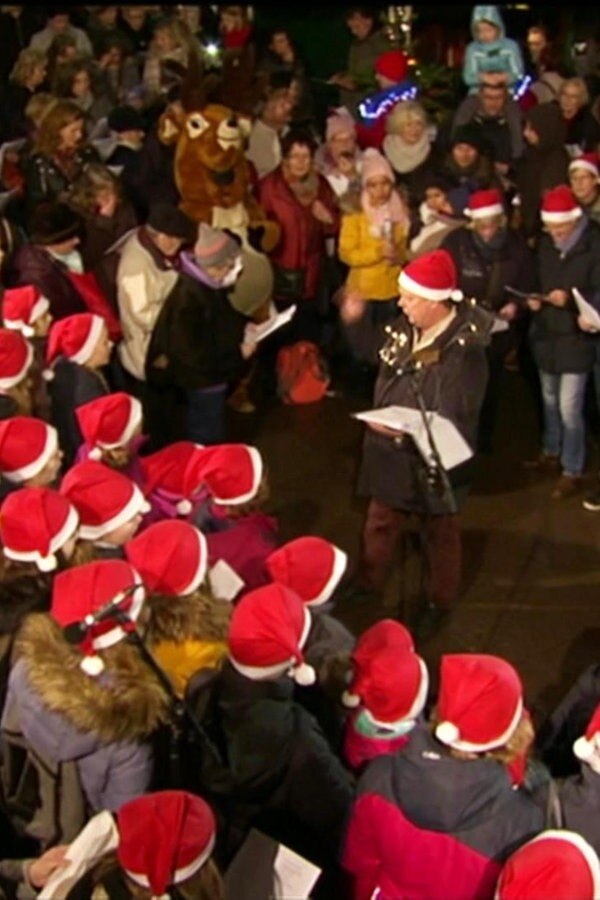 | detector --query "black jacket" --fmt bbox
[24,147,99,211]
[146,265,248,392]
[516,103,569,239]
[529,220,600,374]
[48,358,109,468]
[346,303,490,514]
